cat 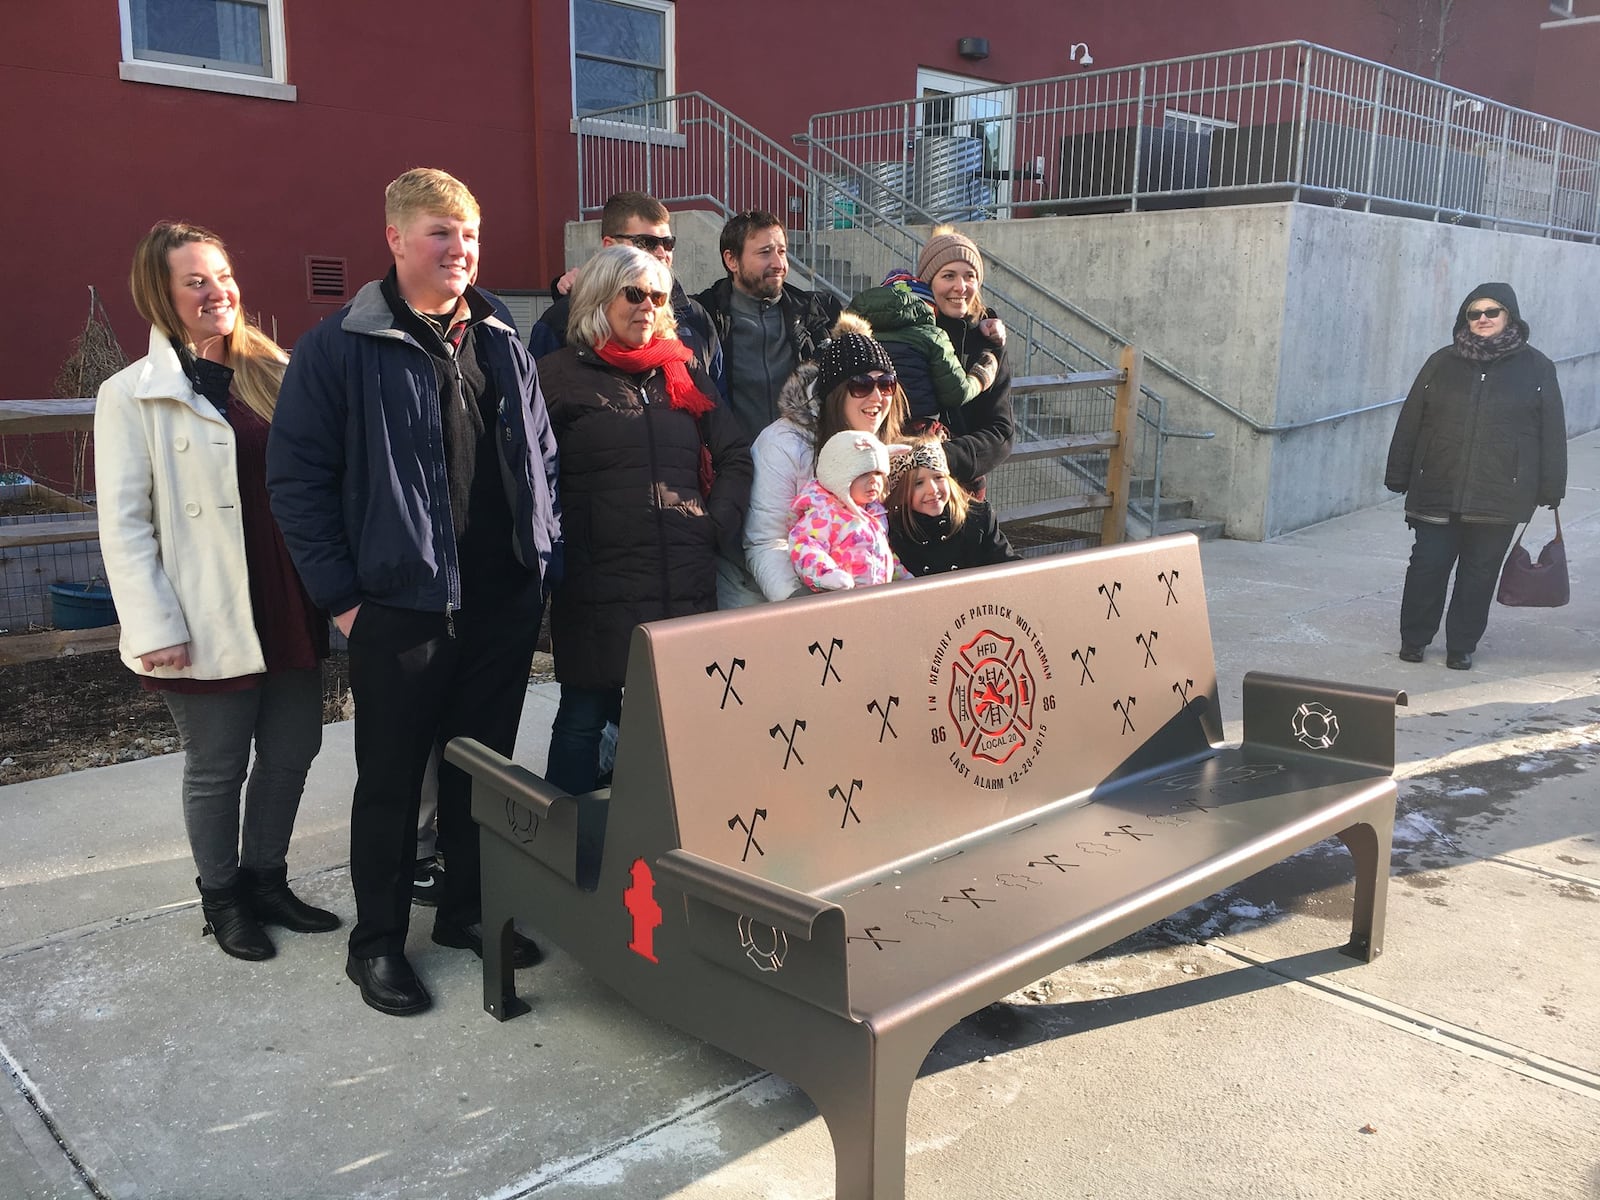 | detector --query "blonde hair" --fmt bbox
[921,223,985,318]
[129,220,286,422]
[566,245,678,348]
[887,433,970,538]
[384,167,481,230]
